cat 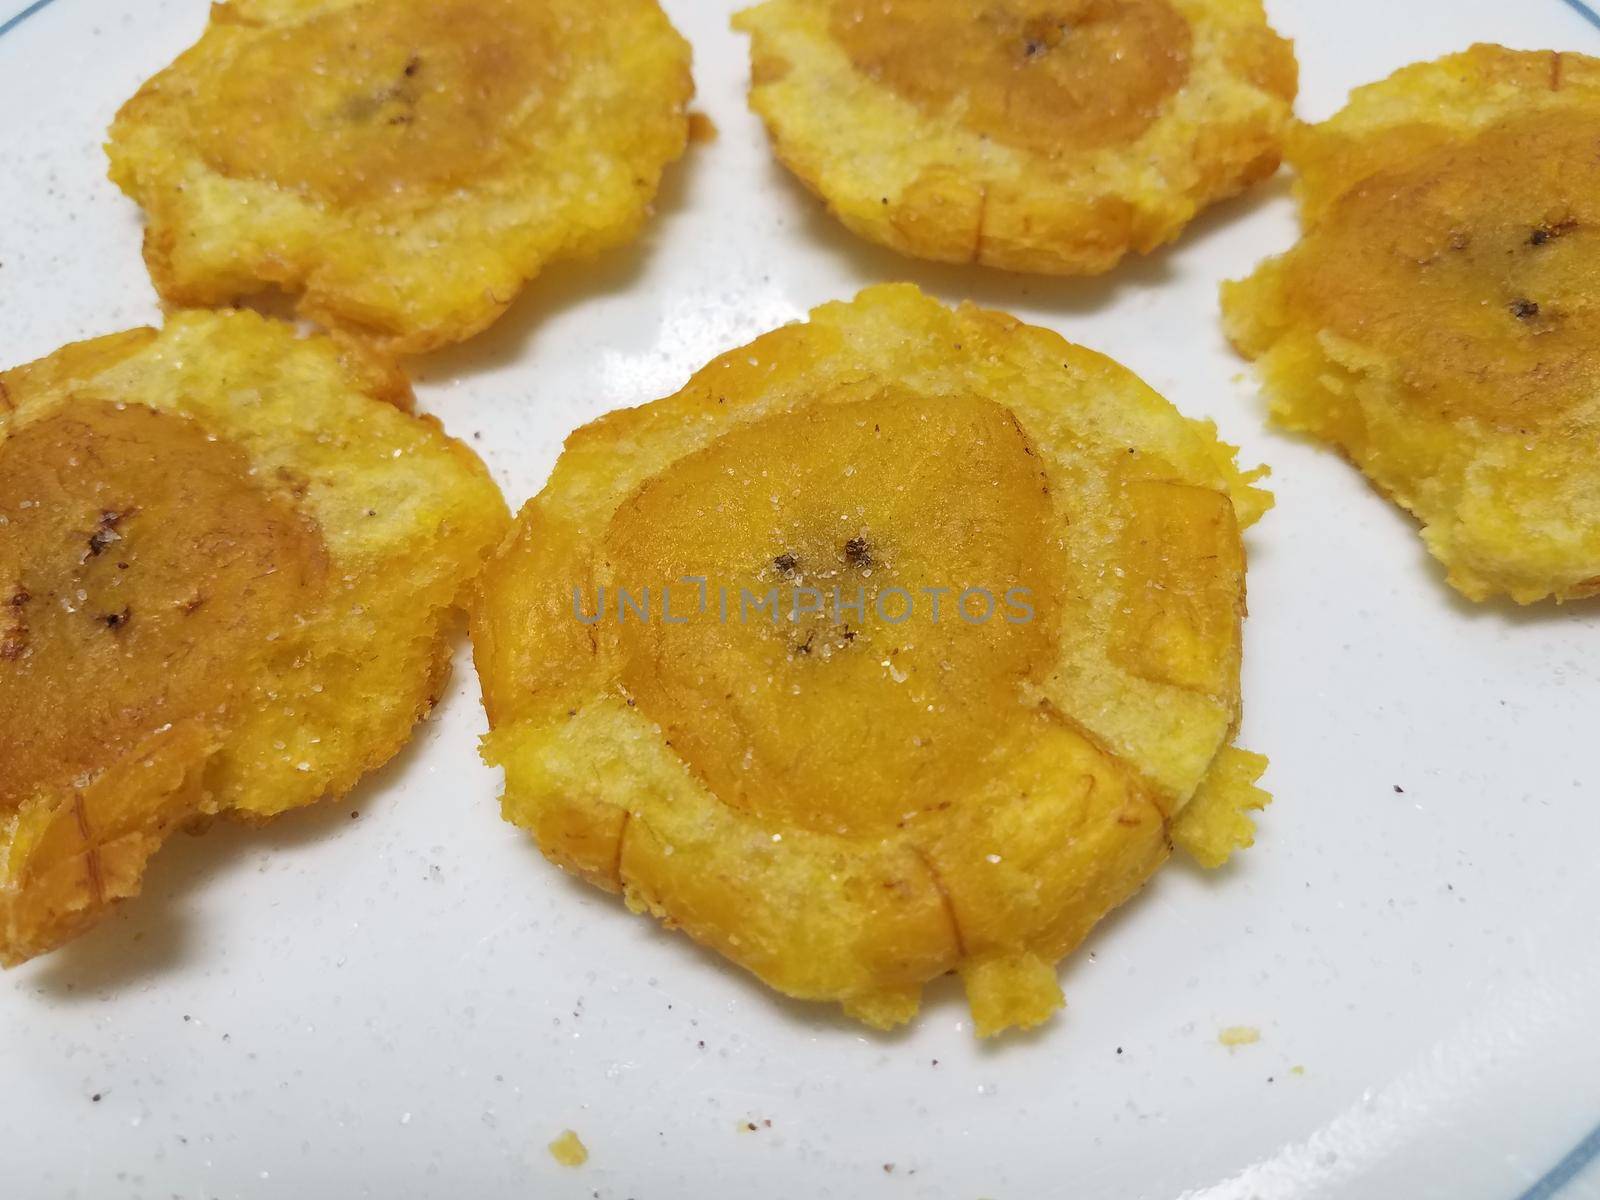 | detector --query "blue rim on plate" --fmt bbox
[1561,0,1600,29]
[0,0,1597,1194]
[0,0,53,39]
